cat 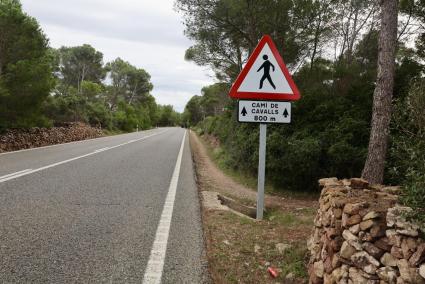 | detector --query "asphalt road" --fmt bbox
[0,127,209,283]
